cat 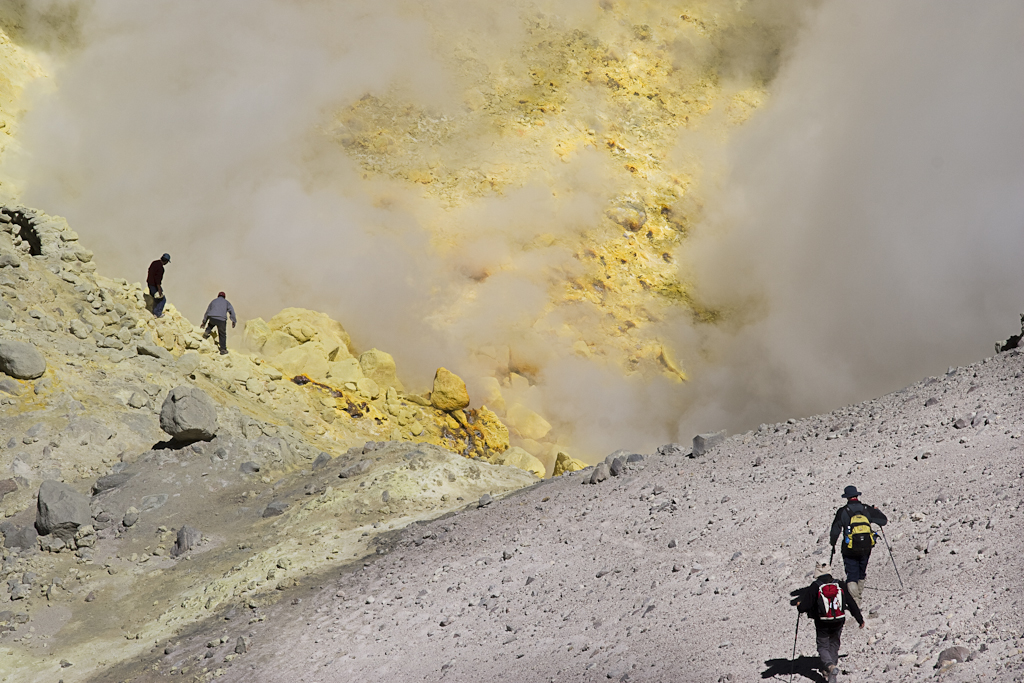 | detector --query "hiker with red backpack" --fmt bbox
[829,485,887,601]
[795,562,865,683]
